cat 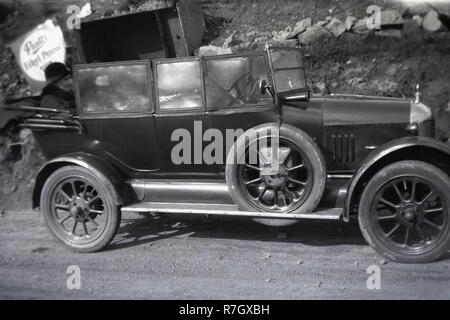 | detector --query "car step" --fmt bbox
[121,202,342,220]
